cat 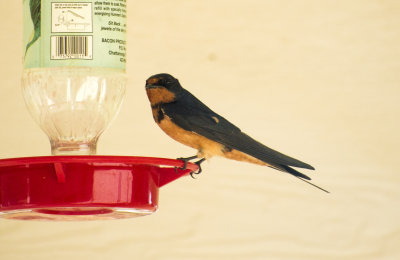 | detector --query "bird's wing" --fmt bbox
[163,91,314,171]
